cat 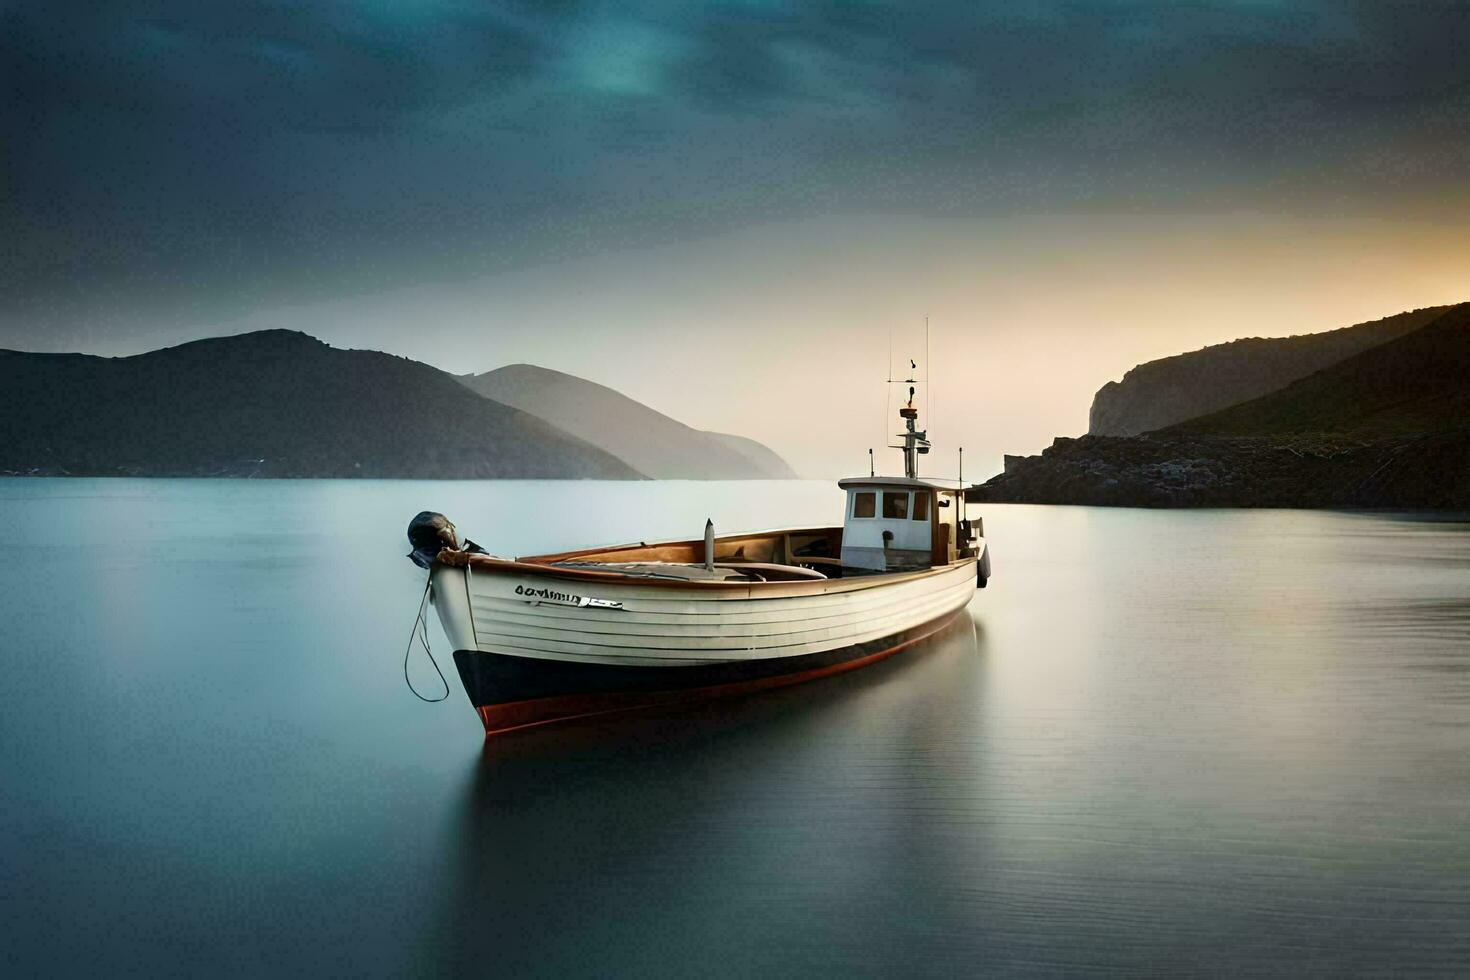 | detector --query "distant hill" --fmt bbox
[702,432,798,479]
[0,331,641,479]
[974,303,1470,509]
[459,364,797,479]
[1089,306,1450,436]
[1174,304,1470,441]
